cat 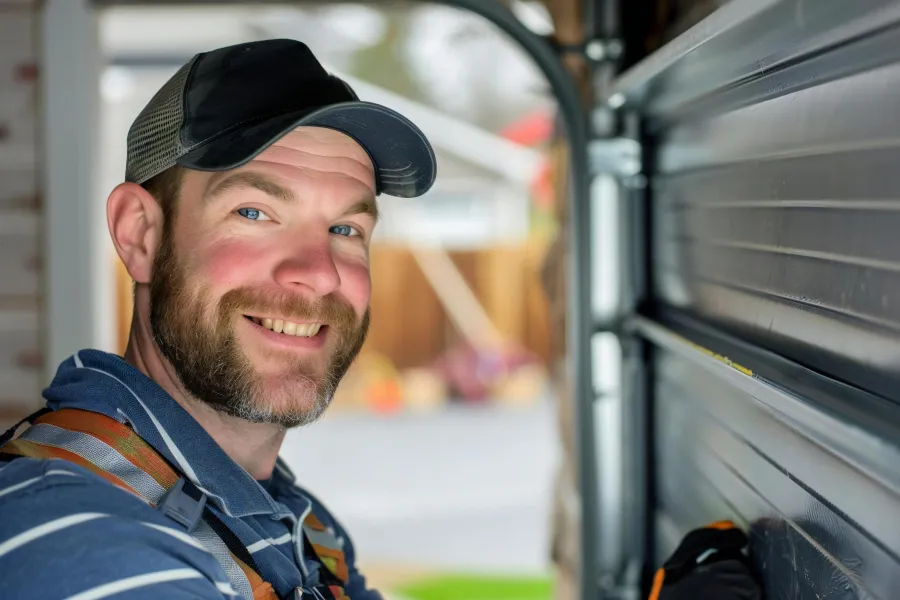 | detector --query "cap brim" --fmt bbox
[177,102,436,198]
